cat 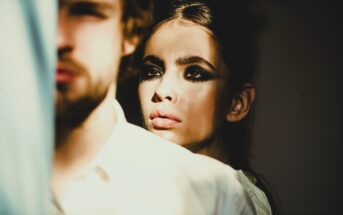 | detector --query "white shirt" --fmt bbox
[237,170,272,215]
[55,100,255,215]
